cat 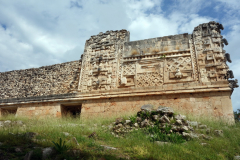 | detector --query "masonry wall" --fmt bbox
[81,91,234,122]
[123,33,190,57]
[0,90,234,122]
[0,60,81,99]
[0,102,61,118]
[16,102,61,118]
